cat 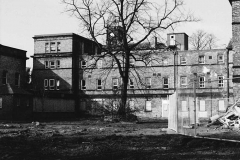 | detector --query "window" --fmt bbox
[49,61,55,69]
[145,77,151,89]
[163,77,169,89]
[50,42,56,52]
[145,101,152,112]
[97,60,102,68]
[2,71,7,85]
[97,79,102,90]
[112,78,119,90]
[56,60,60,68]
[81,79,86,90]
[180,76,187,87]
[0,97,2,109]
[15,73,20,87]
[199,77,205,88]
[199,100,206,111]
[81,60,87,69]
[56,79,60,90]
[129,79,134,89]
[182,101,187,111]
[45,43,49,52]
[49,79,55,90]
[219,100,225,111]
[218,76,224,88]
[94,46,99,55]
[180,56,186,65]
[45,61,49,69]
[209,56,212,59]
[44,79,48,90]
[130,58,135,66]
[57,42,61,52]
[199,55,205,64]
[218,54,224,63]
[129,100,134,109]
